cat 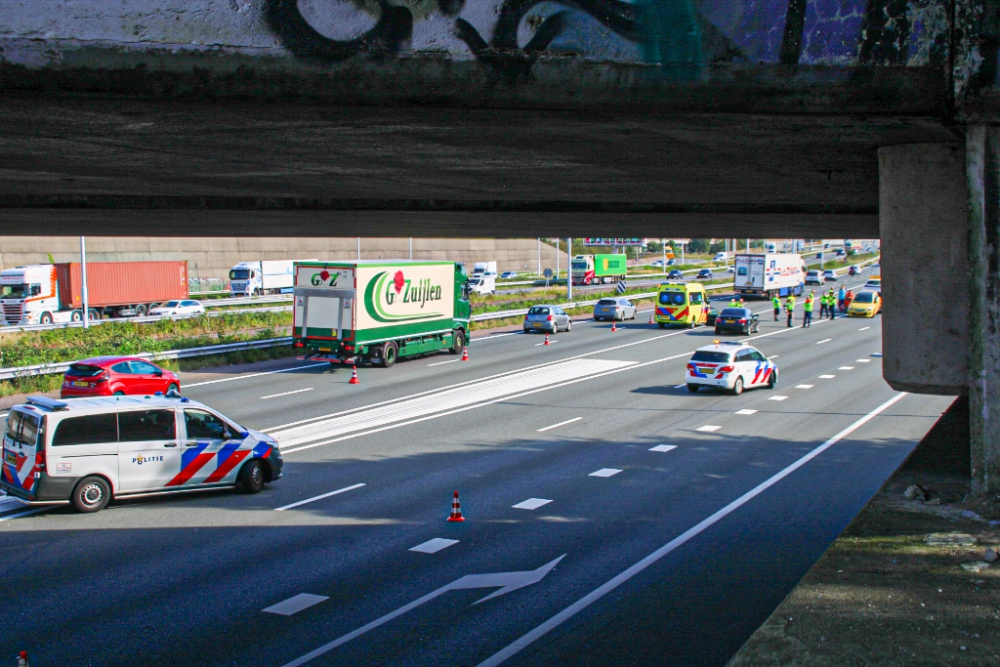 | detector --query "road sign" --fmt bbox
[584,238,644,246]
[617,280,627,294]
[543,268,553,278]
